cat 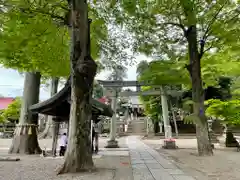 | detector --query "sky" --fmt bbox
[0,54,150,100]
